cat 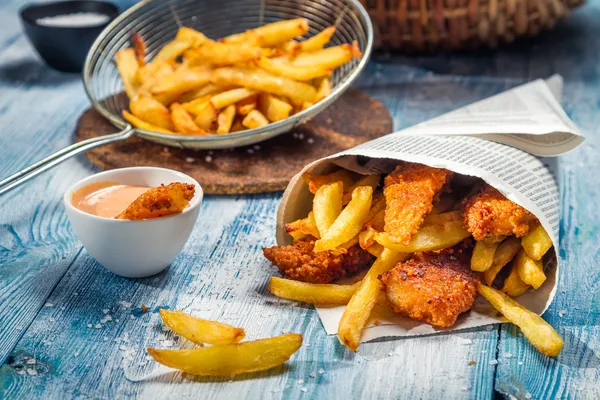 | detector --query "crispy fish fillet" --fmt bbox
[117,182,195,220]
[383,162,453,245]
[462,184,538,241]
[262,238,374,284]
[379,242,477,328]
